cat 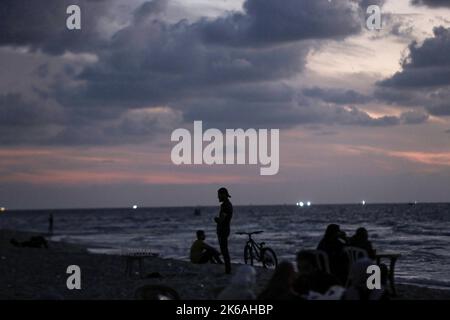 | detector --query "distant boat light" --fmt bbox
[299,202,304,207]
[0,207,5,212]
[307,201,311,207]
[362,200,366,206]
[132,205,138,210]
